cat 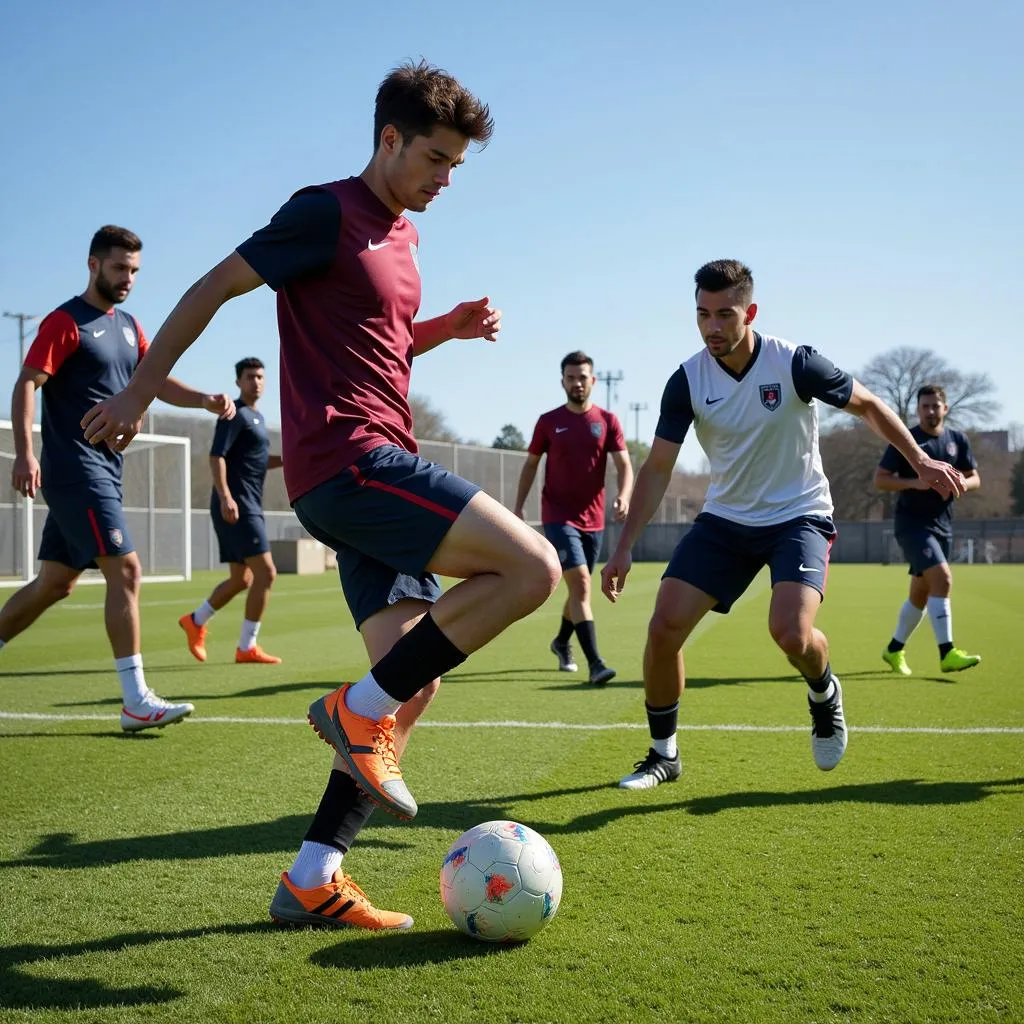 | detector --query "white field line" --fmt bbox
[0,711,1021,735]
